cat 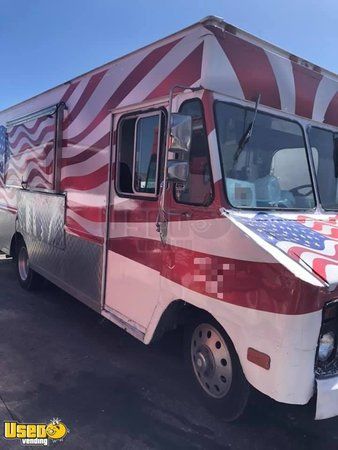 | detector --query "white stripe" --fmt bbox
[61,150,108,178]
[10,145,54,168]
[64,78,89,112]
[9,131,54,154]
[8,116,54,144]
[64,115,111,157]
[66,47,152,137]
[201,33,244,100]
[118,27,205,107]
[208,129,222,182]
[278,238,338,258]
[265,50,296,114]
[312,77,337,122]
[67,209,105,238]
[67,191,106,208]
